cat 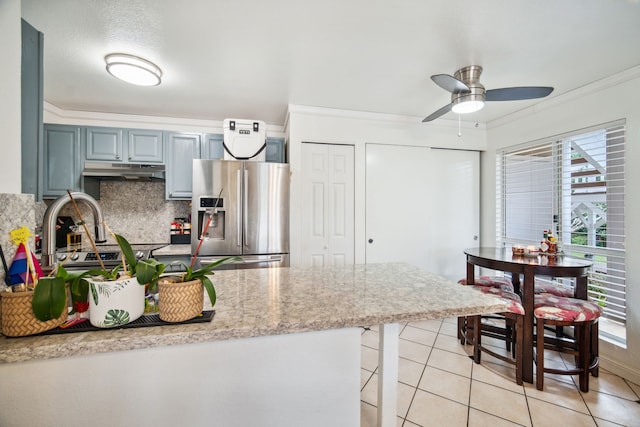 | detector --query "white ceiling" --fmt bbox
[21,0,640,126]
